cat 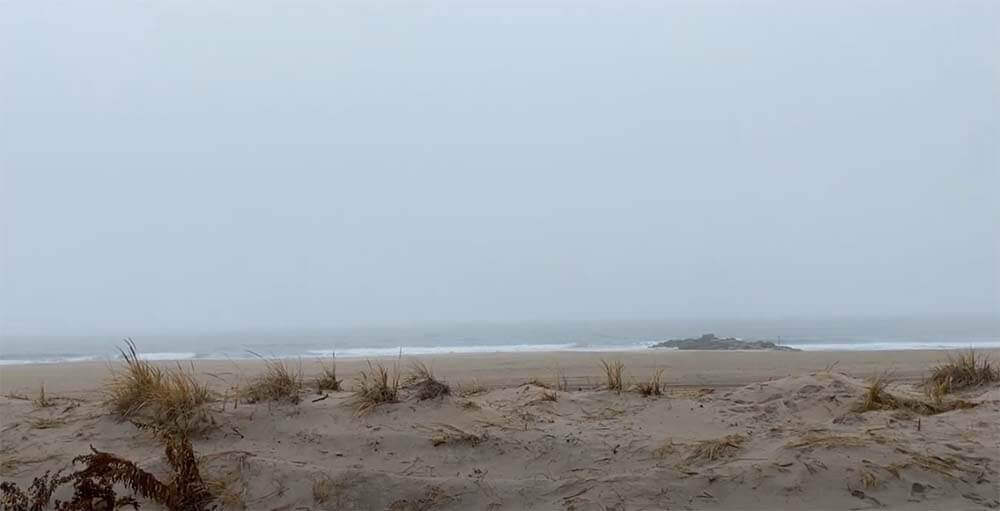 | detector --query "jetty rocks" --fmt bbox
[650,333,801,351]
